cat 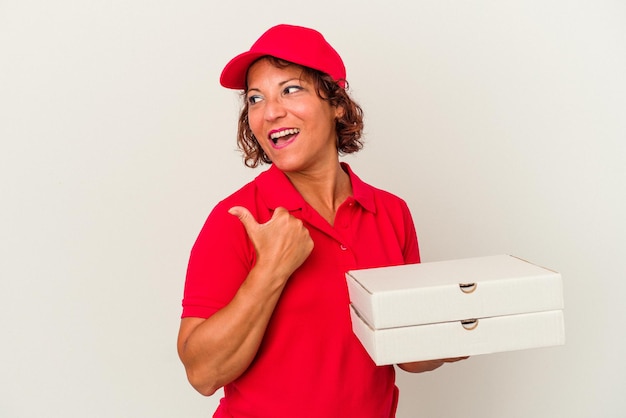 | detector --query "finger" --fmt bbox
[270,206,289,219]
[228,206,259,233]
